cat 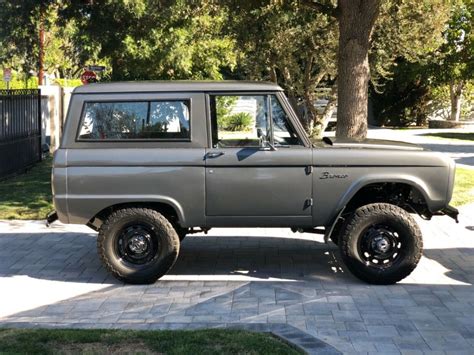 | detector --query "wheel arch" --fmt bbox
[335,175,432,214]
[87,198,185,231]
[324,177,432,244]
